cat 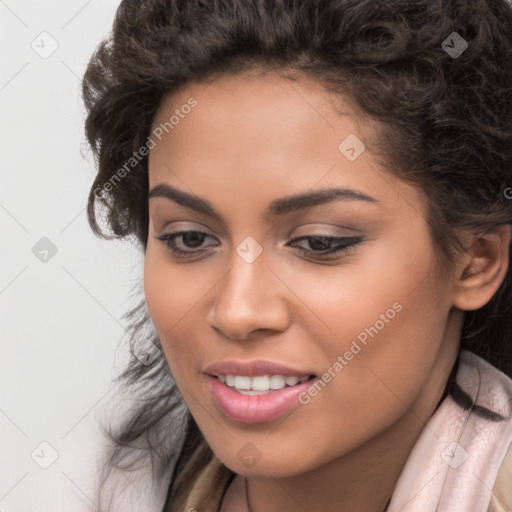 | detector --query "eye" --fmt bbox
[288,235,363,259]
[156,230,219,257]
[155,231,363,261]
